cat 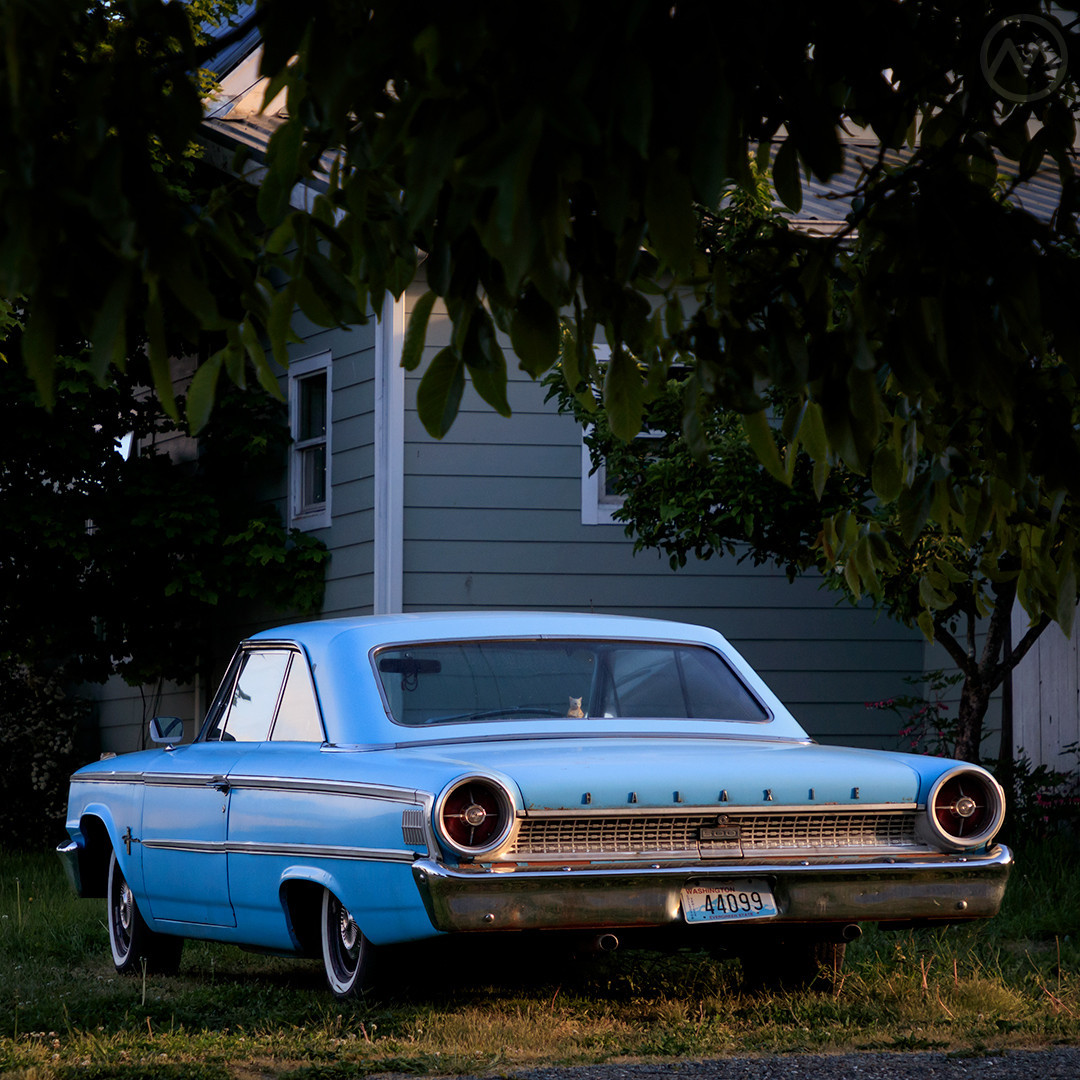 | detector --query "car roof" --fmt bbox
[250,610,722,648]
[245,611,808,745]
